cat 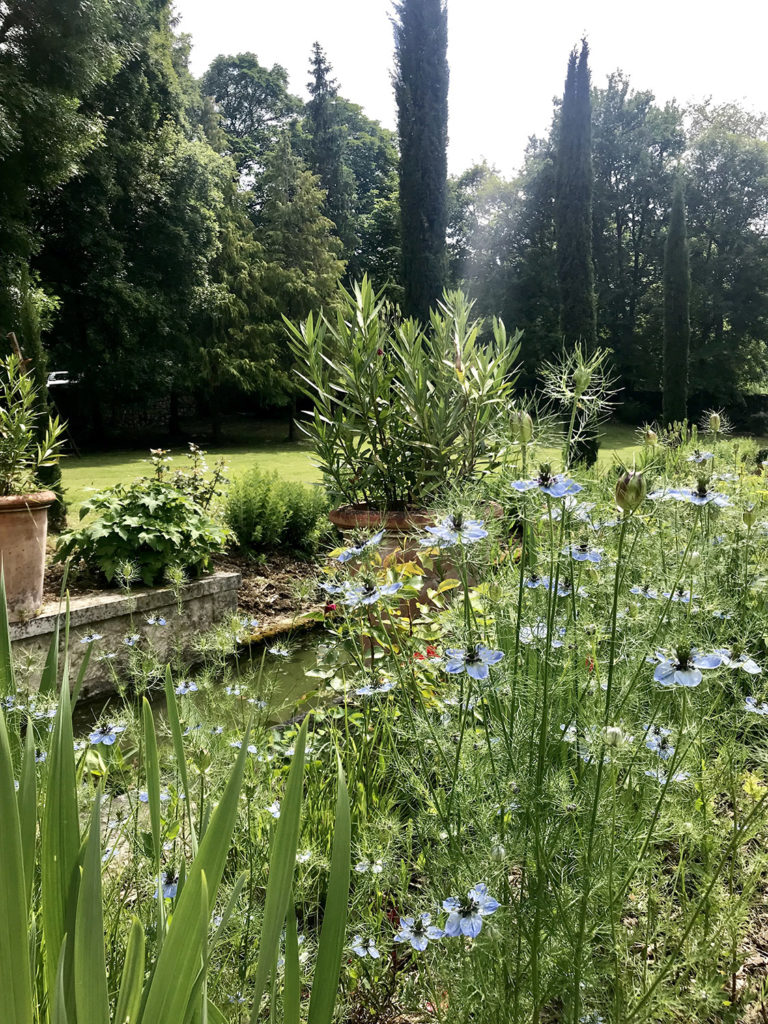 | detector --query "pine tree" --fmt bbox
[305,43,357,256]
[662,178,690,424]
[555,40,596,346]
[392,0,448,321]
